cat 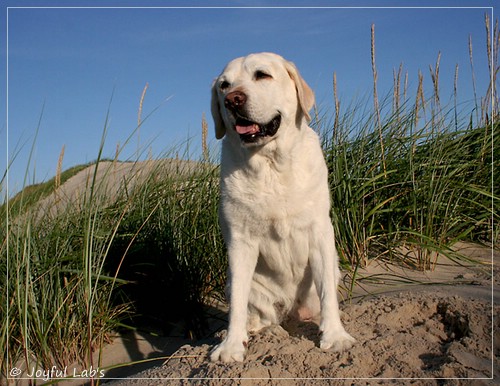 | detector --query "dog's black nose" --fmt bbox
[225,91,247,111]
